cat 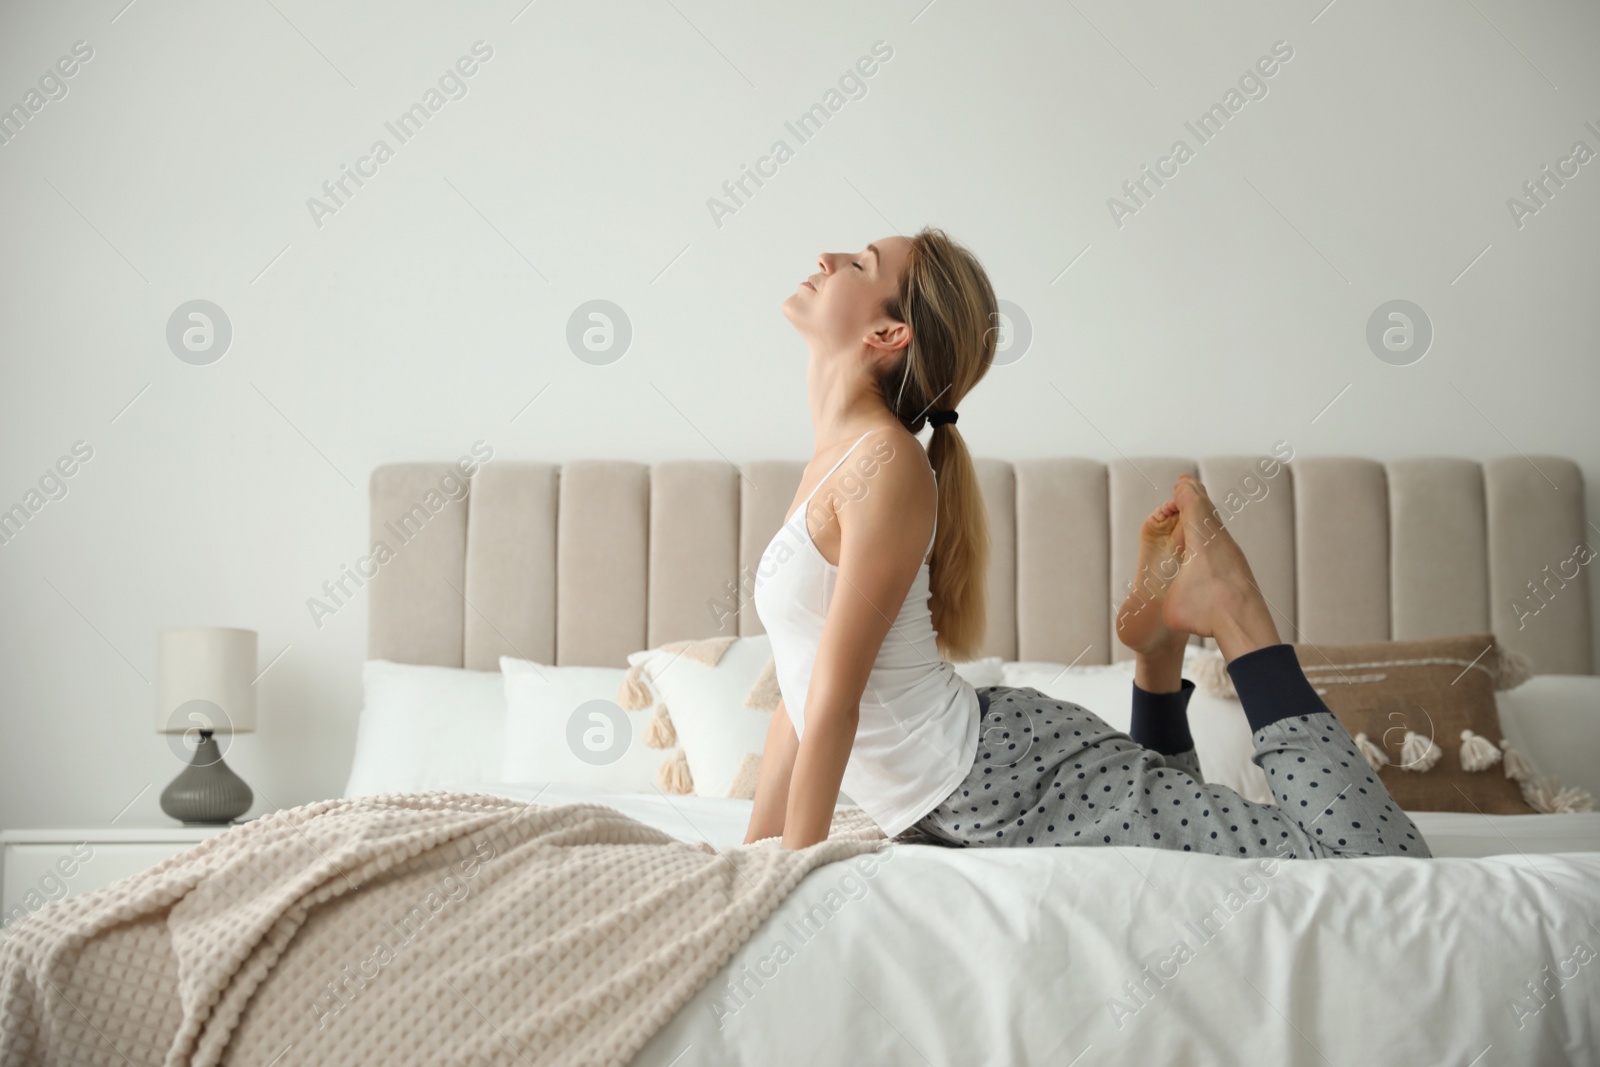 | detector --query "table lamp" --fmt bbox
[157,626,256,824]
